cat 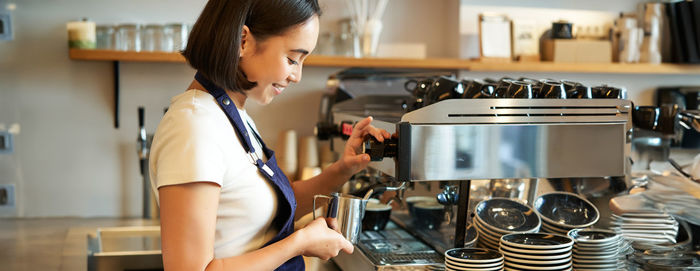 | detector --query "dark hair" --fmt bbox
[183,0,321,92]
